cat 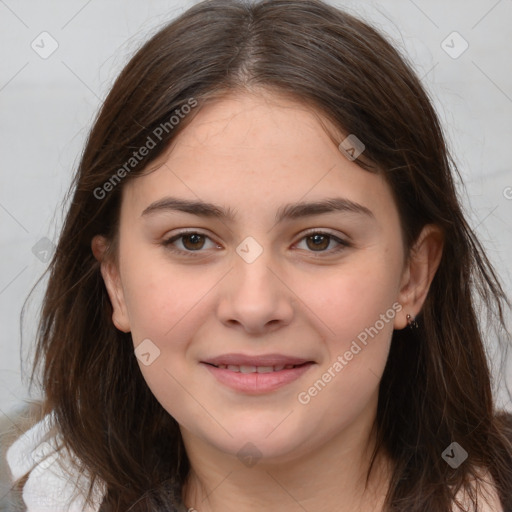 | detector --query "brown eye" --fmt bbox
[305,234,330,251]
[181,233,206,250]
[296,231,350,255]
[162,231,219,256]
